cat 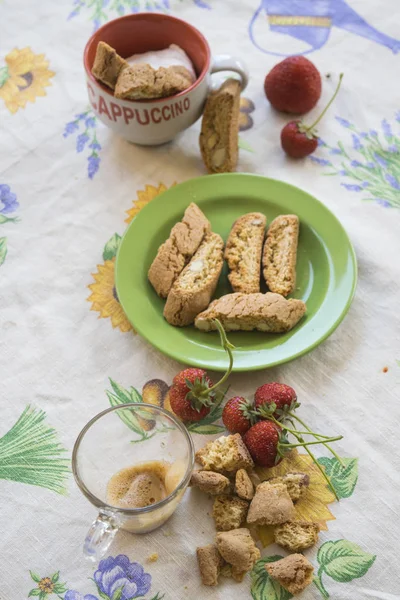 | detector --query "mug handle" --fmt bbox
[210,55,249,91]
[83,510,120,562]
